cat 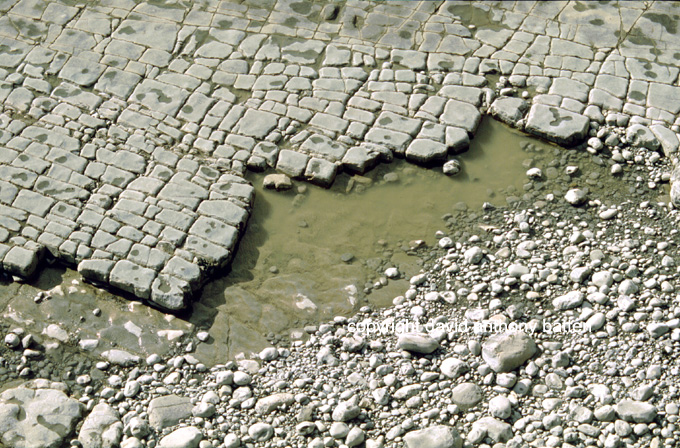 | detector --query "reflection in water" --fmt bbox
[191,117,550,360]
